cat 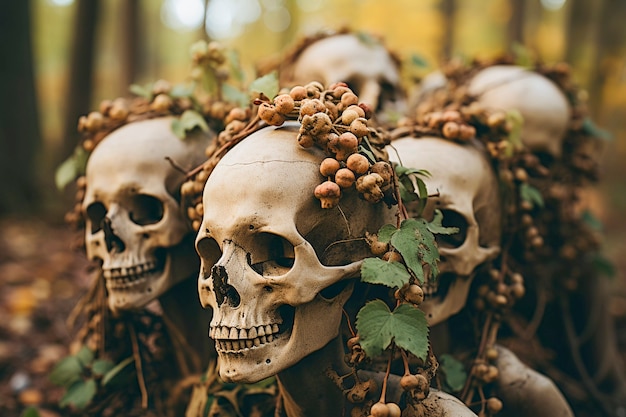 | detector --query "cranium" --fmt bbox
[83,117,211,312]
[468,65,571,157]
[283,33,406,117]
[196,122,394,383]
[389,137,501,325]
